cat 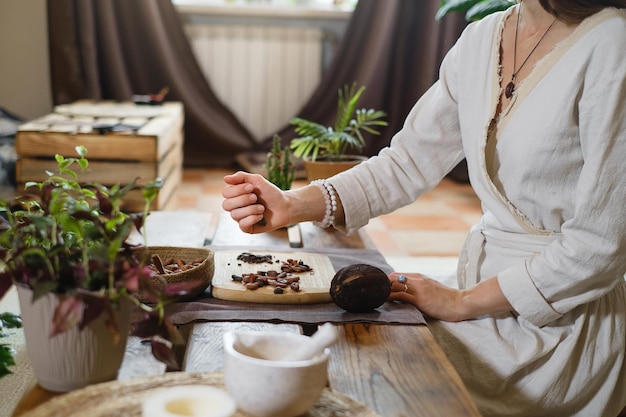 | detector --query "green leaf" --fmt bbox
[75,145,87,158]
[465,0,515,21]
[436,0,514,21]
[142,178,163,204]
[0,343,16,378]
[335,83,365,132]
[58,159,72,170]
[435,0,483,20]
[0,313,22,329]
